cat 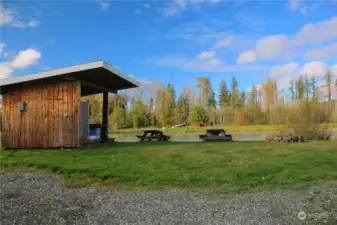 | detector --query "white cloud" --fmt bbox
[237,50,256,64]
[213,35,235,49]
[294,17,337,45]
[242,16,337,62]
[196,50,215,60]
[289,0,301,11]
[10,19,40,28]
[41,66,51,70]
[277,74,295,90]
[163,0,220,16]
[134,9,142,14]
[300,7,308,17]
[11,49,41,69]
[274,62,337,91]
[305,42,337,60]
[0,45,41,80]
[27,20,40,28]
[301,61,328,77]
[255,34,293,59]
[331,65,337,76]
[125,80,163,103]
[163,0,187,16]
[90,0,109,11]
[165,20,235,47]
[270,63,298,77]
[288,0,308,16]
[99,0,110,11]
[0,7,13,25]
[144,3,150,8]
[0,6,40,28]
[207,57,222,66]
[158,56,266,72]
[0,63,13,80]
[0,43,5,55]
